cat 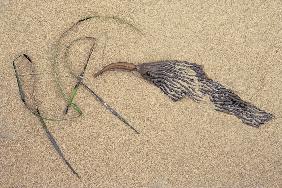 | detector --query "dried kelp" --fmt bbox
[94,60,273,127]
[13,54,80,178]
